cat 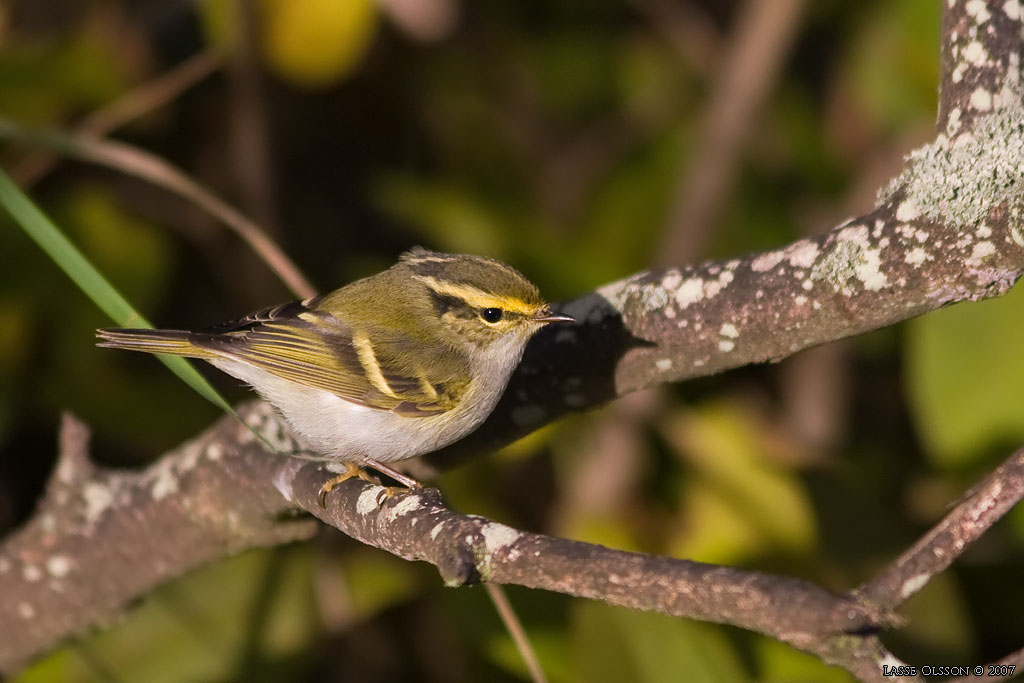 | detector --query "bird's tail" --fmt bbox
[96,328,215,359]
